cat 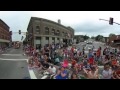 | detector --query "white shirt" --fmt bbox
[49,66,56,74]
[102,69,112,79]
[36,49,39,53]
